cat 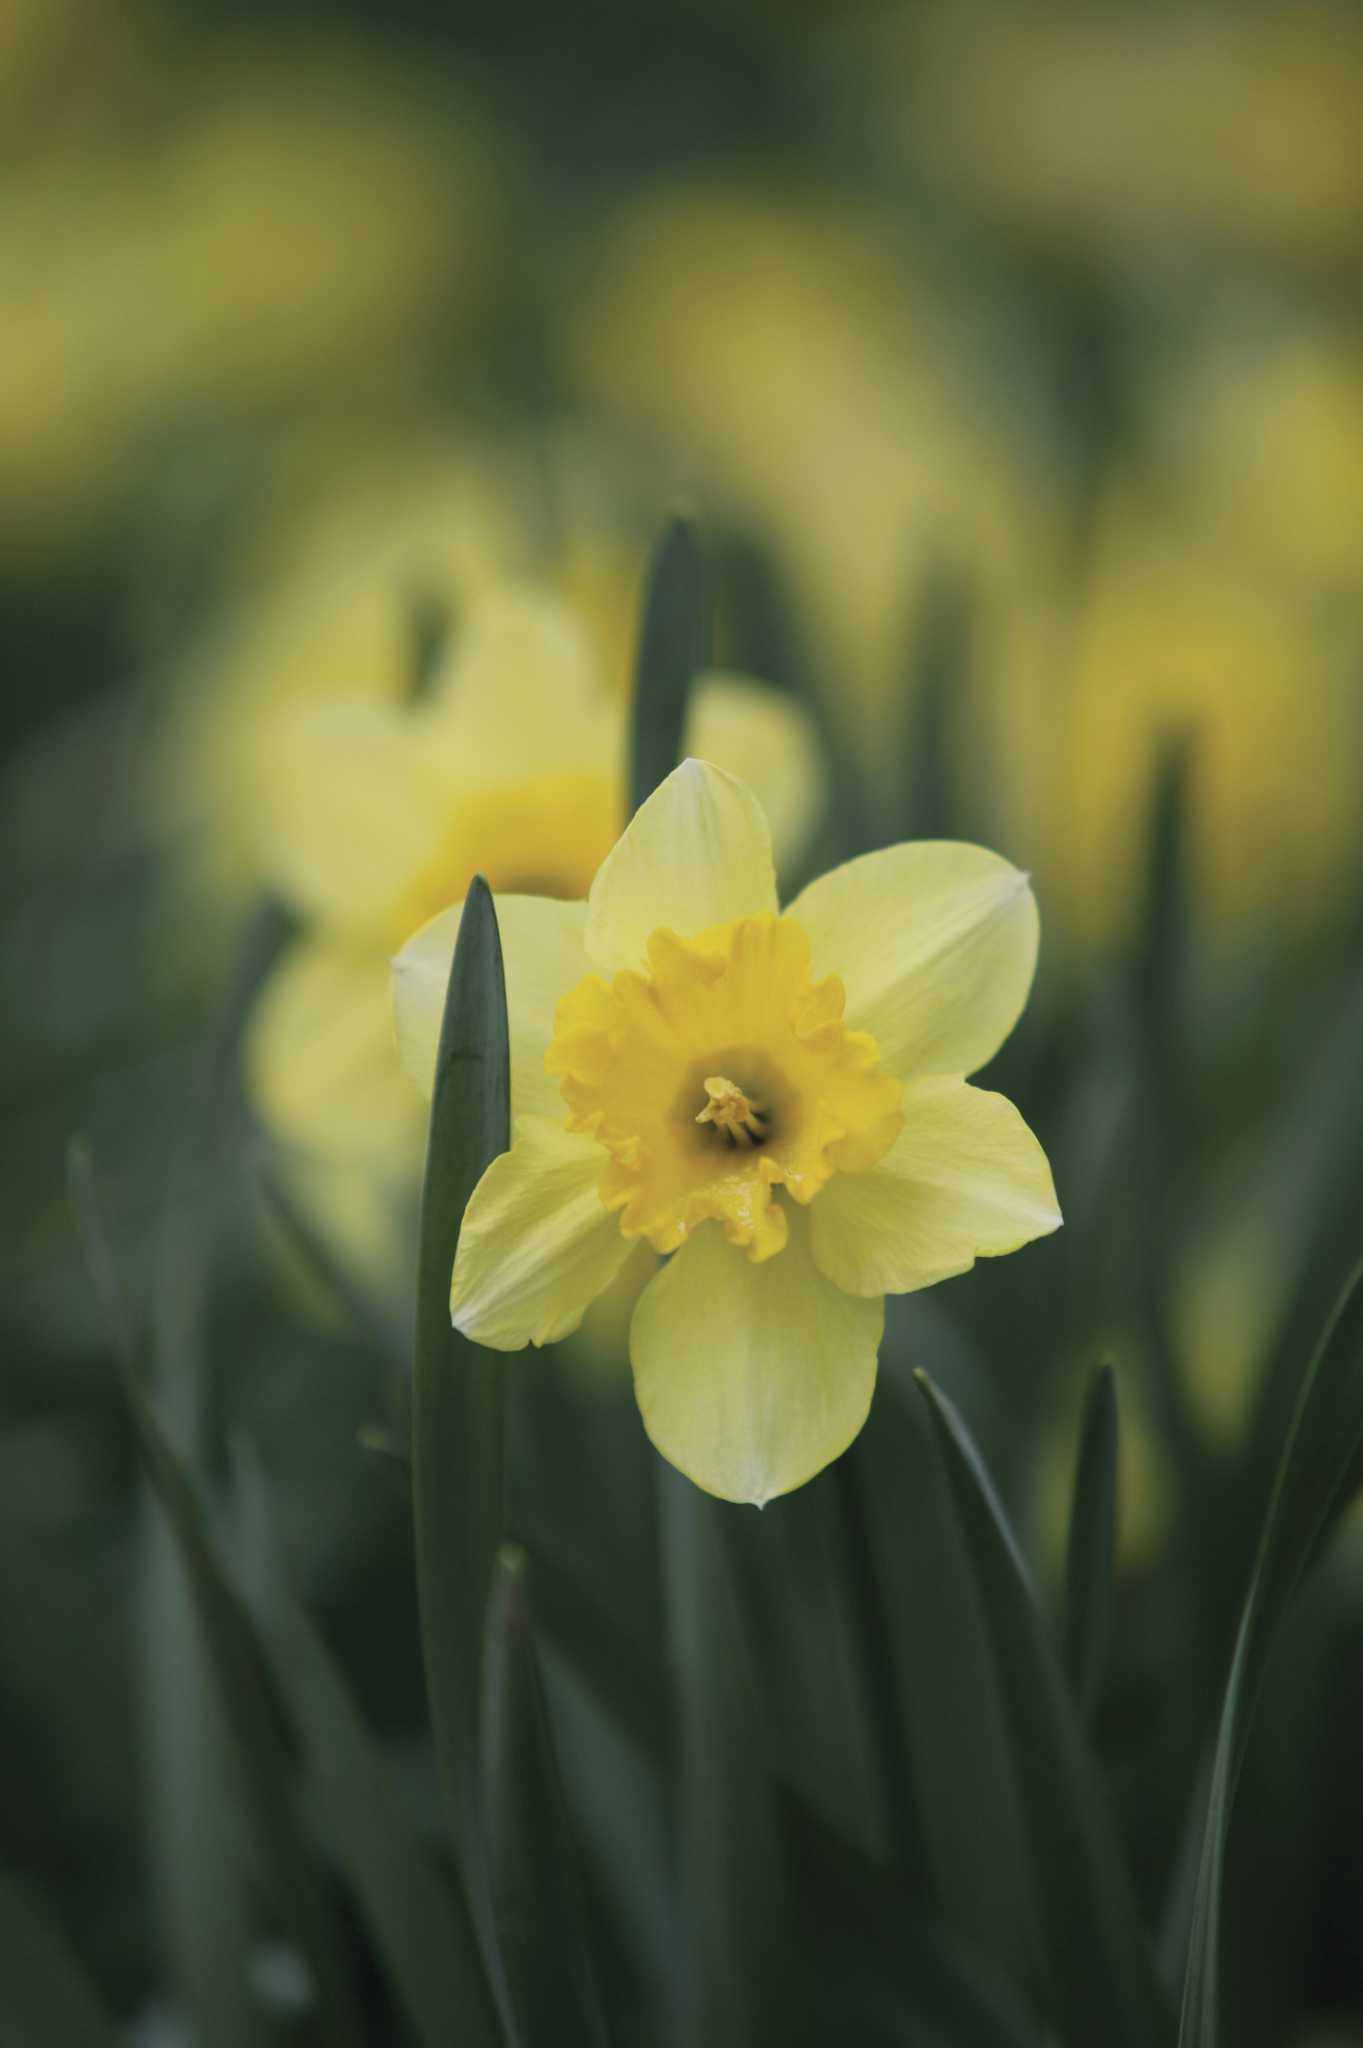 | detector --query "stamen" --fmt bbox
[696,1075,769,1148]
